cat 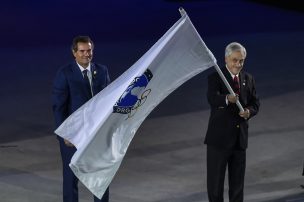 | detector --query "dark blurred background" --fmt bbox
[1,0,304,141]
